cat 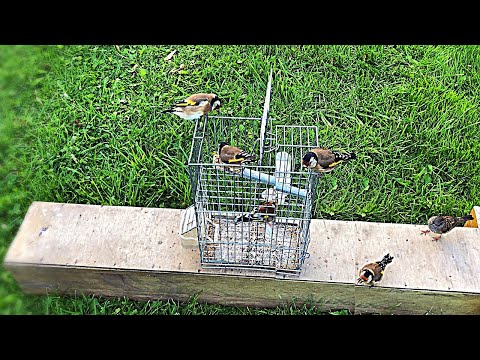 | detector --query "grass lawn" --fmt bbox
[1,45,480,315]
